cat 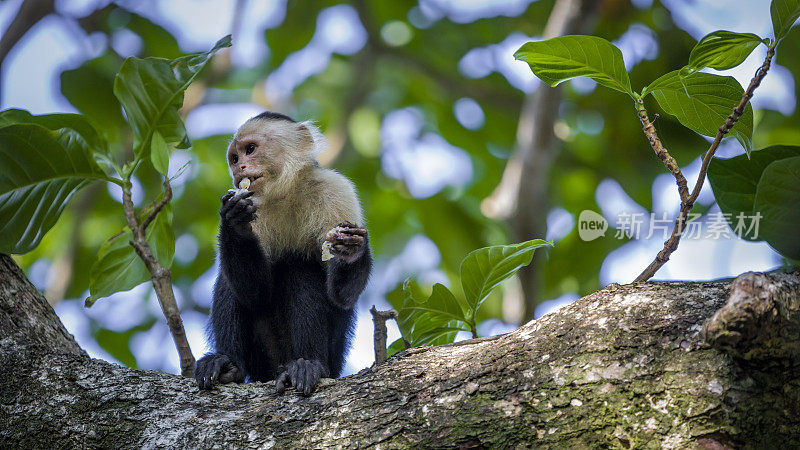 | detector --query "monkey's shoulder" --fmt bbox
[306,168,363,226]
